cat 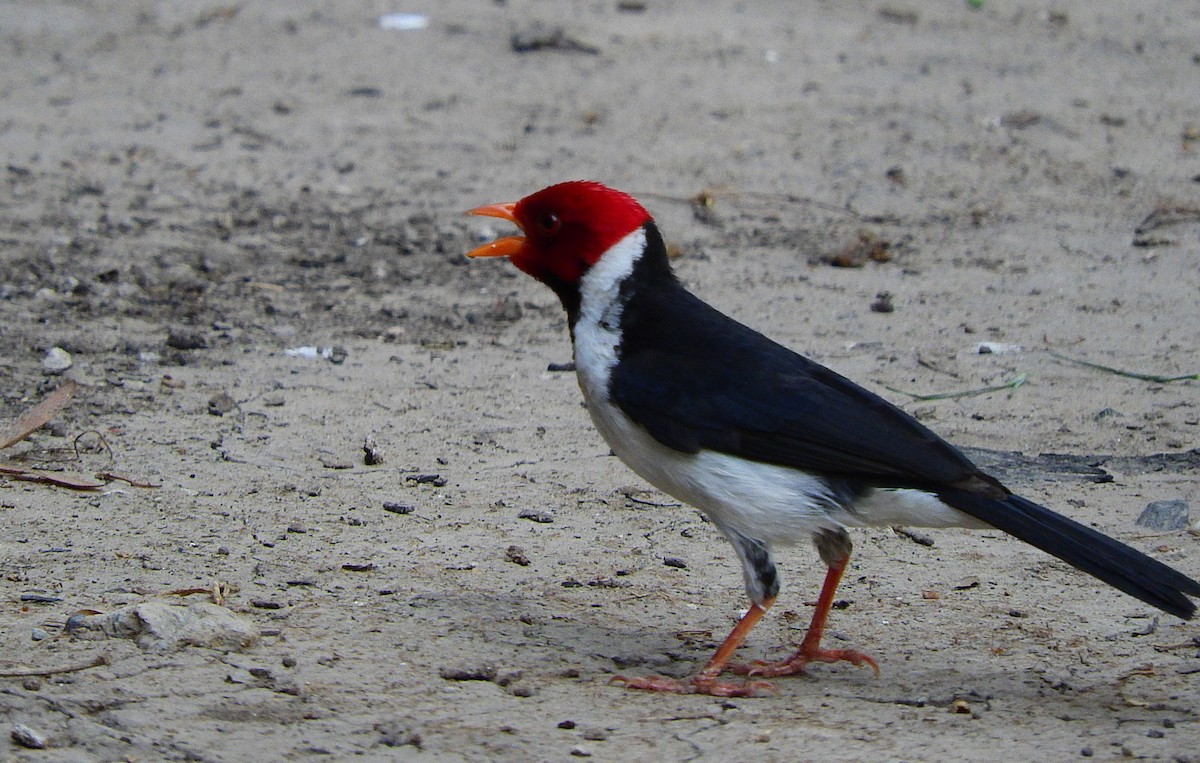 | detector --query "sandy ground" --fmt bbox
[2,1,1200,760]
